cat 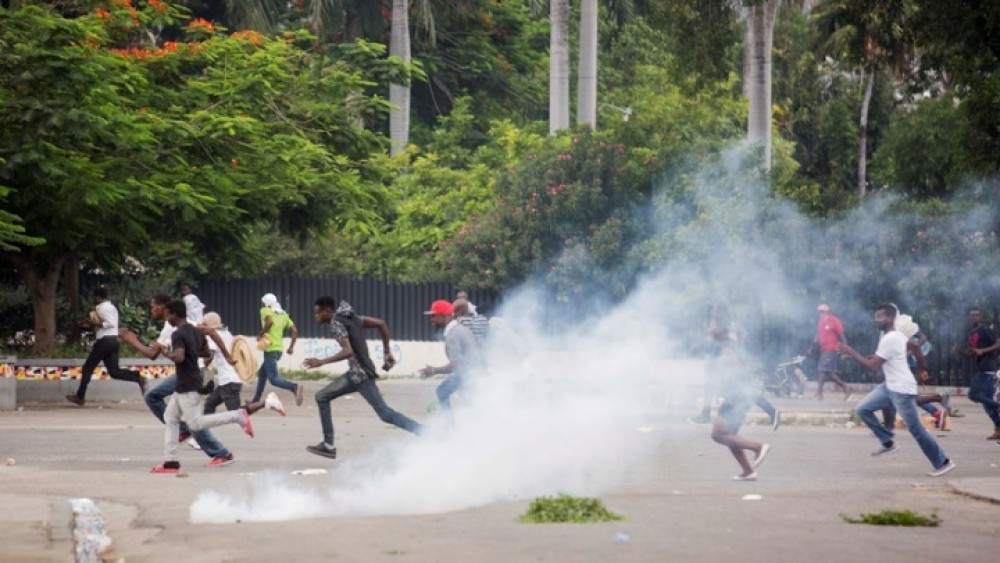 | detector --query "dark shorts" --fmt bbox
[818,350,840,373]
[717,395,752,433]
